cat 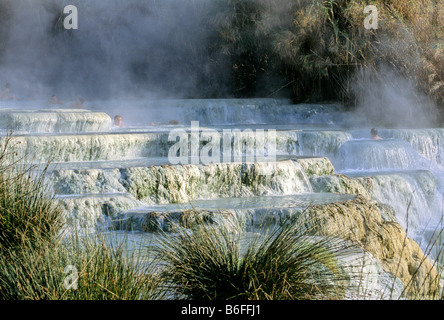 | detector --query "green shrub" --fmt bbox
[155,215,349,300]
[0,134,164,300]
